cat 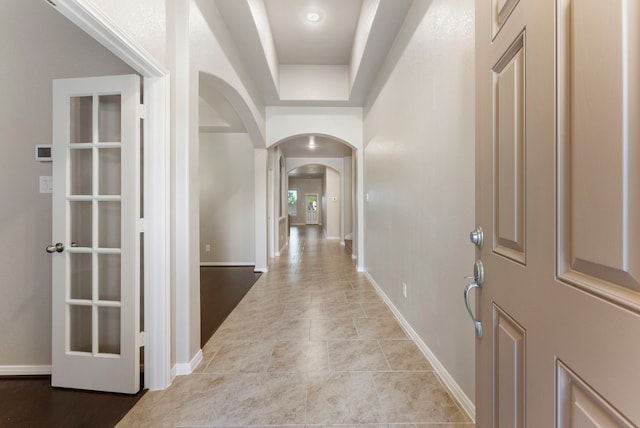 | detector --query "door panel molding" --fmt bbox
[492,0,521,39]
[493,33,526,264]
[557,0,640,312]
[557,360,635,427]
[493,304,526,428]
